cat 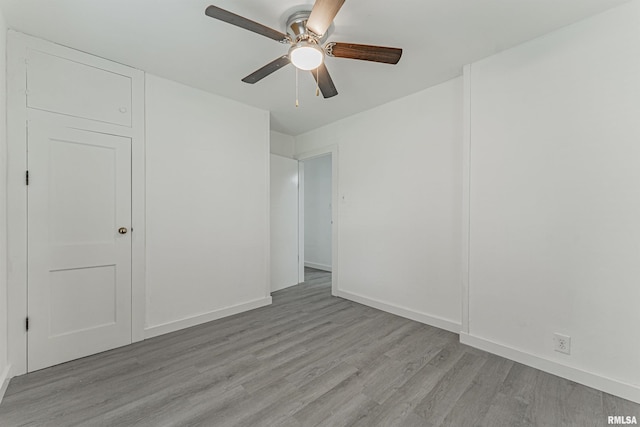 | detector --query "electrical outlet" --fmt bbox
[554,333,571,355]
